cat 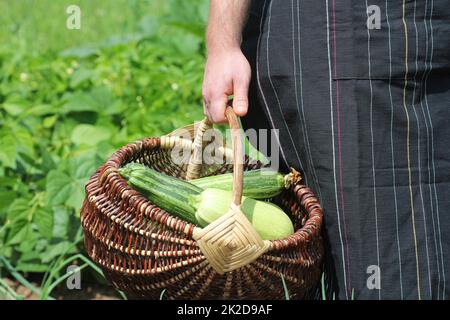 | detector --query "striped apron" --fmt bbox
[241,0,450,299]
